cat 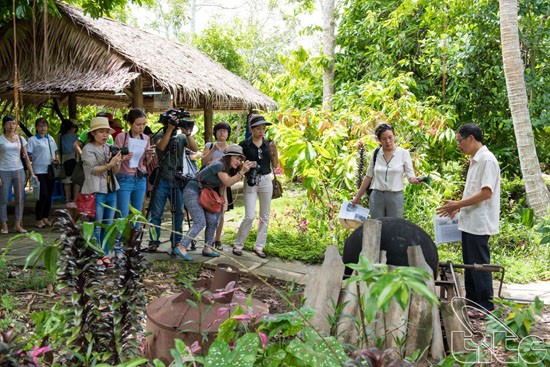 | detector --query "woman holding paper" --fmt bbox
[114,109,155,220]
[351,123,420,218]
